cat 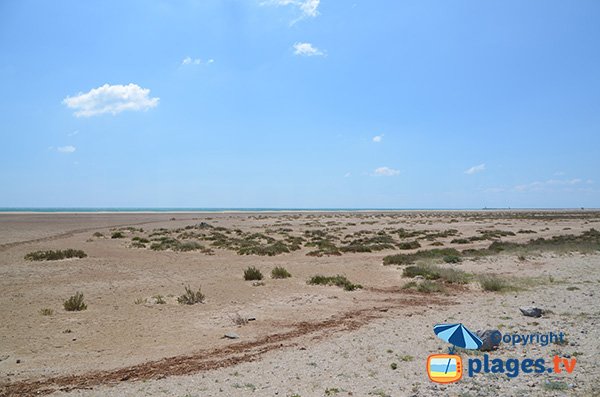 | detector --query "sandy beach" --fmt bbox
[0,210,599,396]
